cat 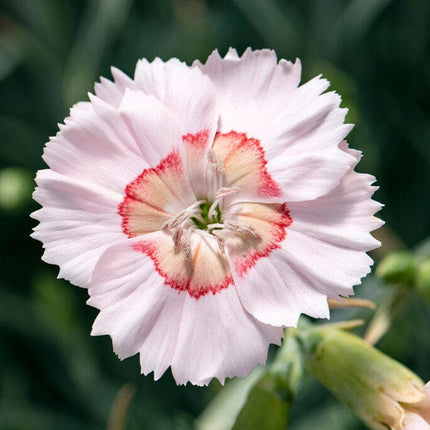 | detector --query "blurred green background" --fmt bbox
[0,0,429,429]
